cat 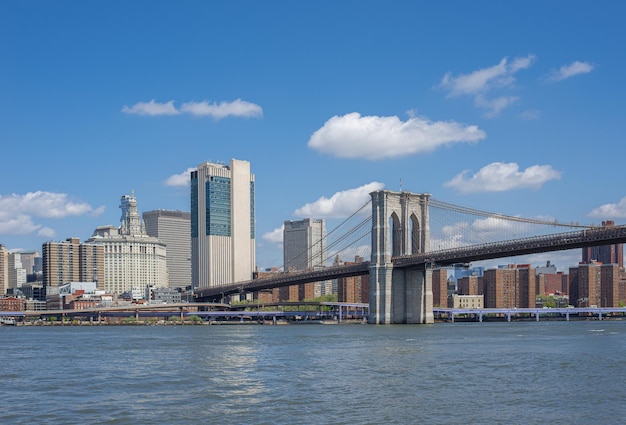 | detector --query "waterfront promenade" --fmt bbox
[3,305,625,325]
[0,301,370,325]
[434,306,626,322]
